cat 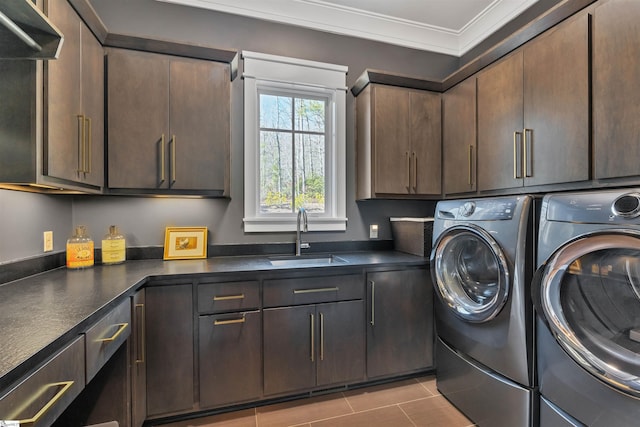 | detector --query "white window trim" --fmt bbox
[243,51,348,232]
